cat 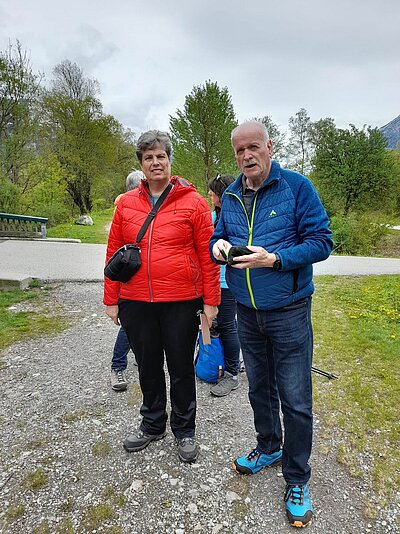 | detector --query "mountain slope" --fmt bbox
[380,115,400,149]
